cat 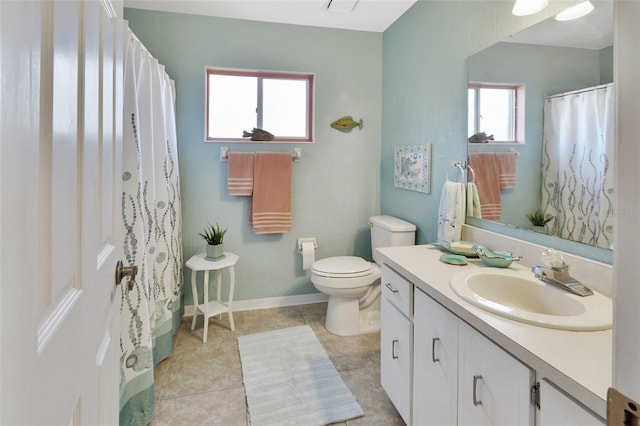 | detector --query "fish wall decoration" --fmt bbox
[331,116,363,133]
[242,128,274,141]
